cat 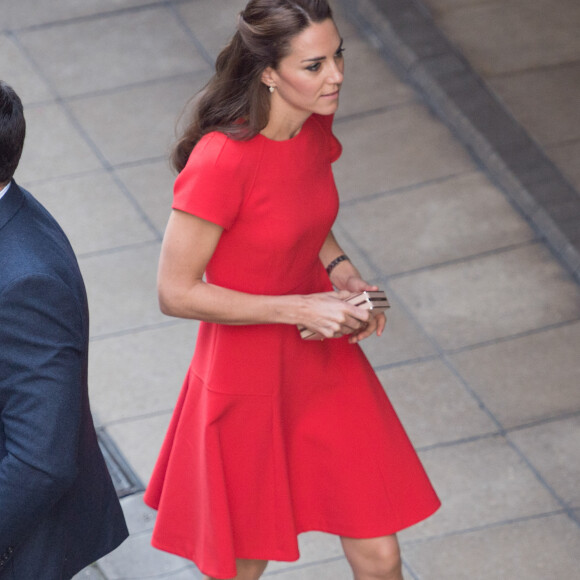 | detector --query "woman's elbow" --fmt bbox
[157,285,181,317]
